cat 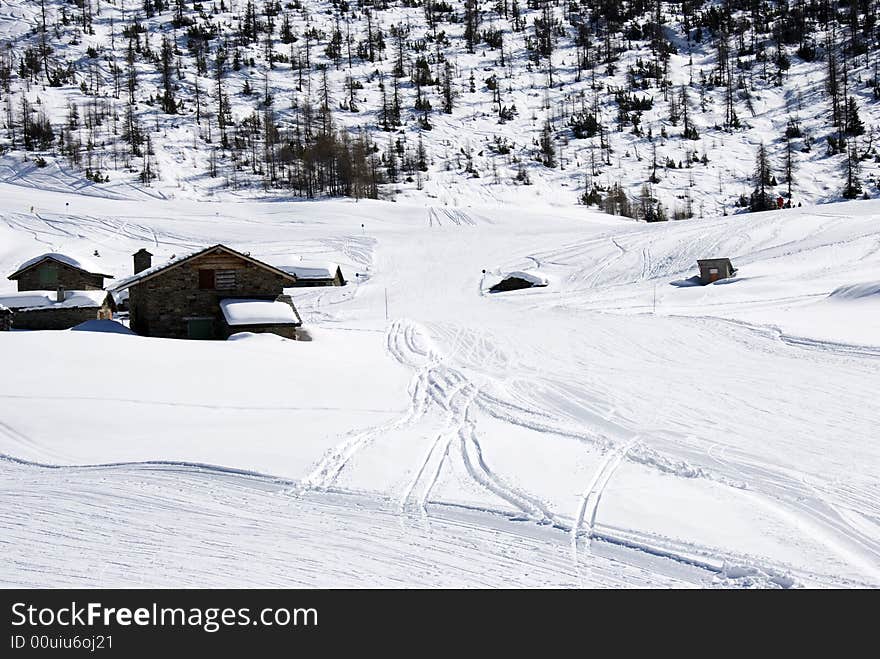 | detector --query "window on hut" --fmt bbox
[215,270,237,290]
